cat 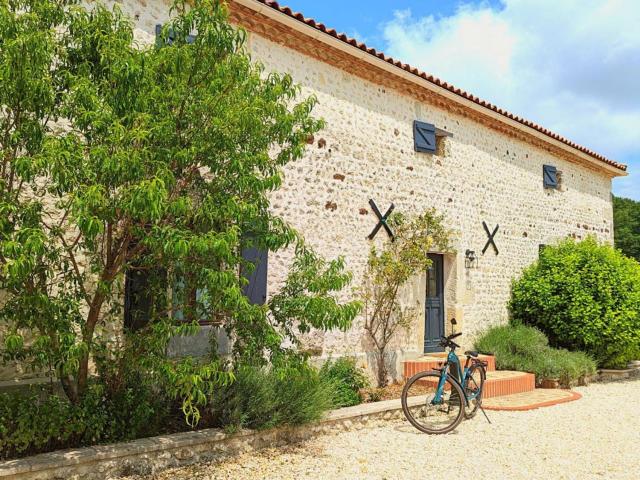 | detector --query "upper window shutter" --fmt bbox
[155,24,196,47]
[413,120,437,153]
[543,165,558,189]
[241,246,268,305]
[539,244,547,256]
